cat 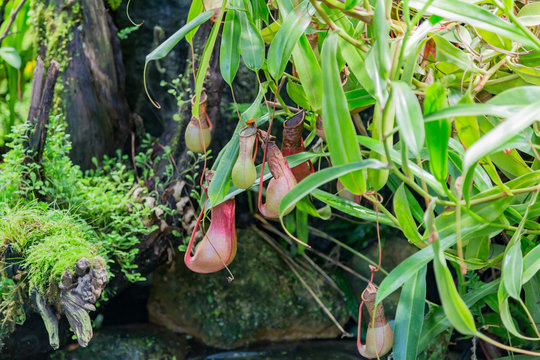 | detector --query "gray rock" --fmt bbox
[50,324,187,360]
[148,228,348,349]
